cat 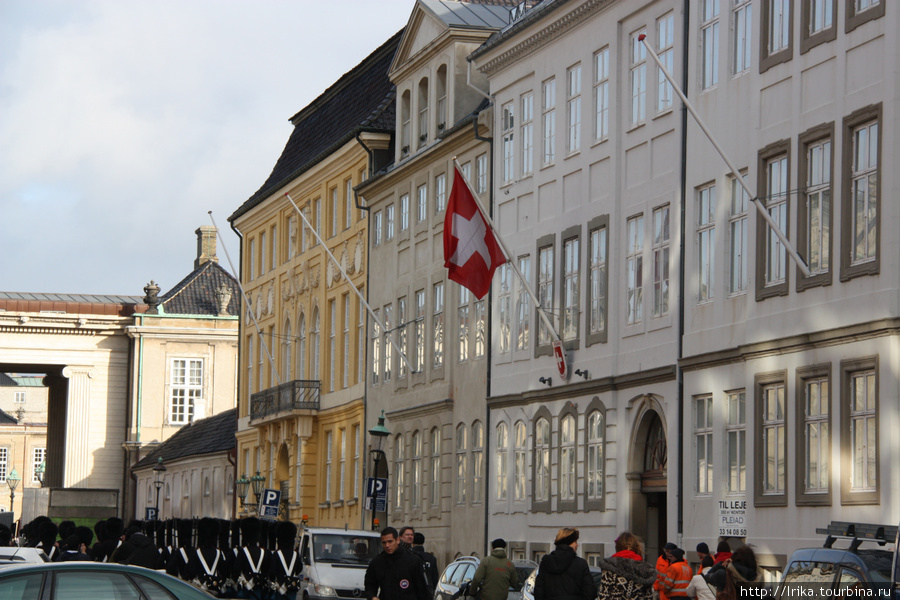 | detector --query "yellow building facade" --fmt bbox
[230,32,400,527]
